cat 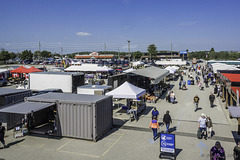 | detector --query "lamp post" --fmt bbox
[128,40,130,62]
